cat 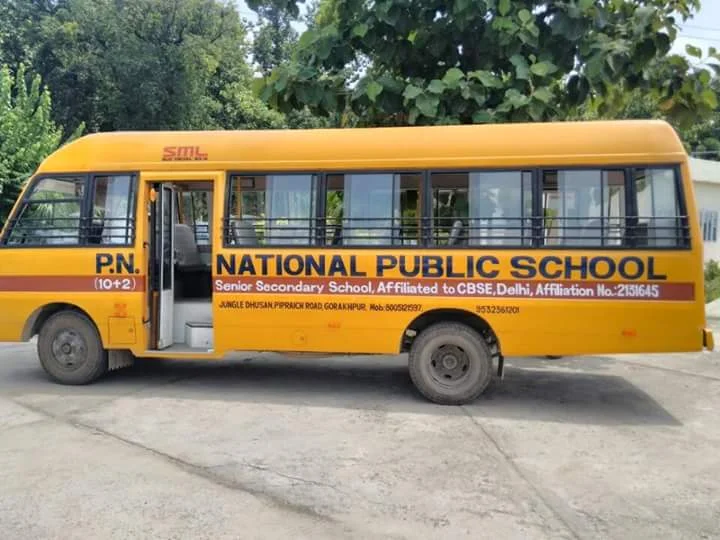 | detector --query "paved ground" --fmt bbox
[1,327,720,539]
